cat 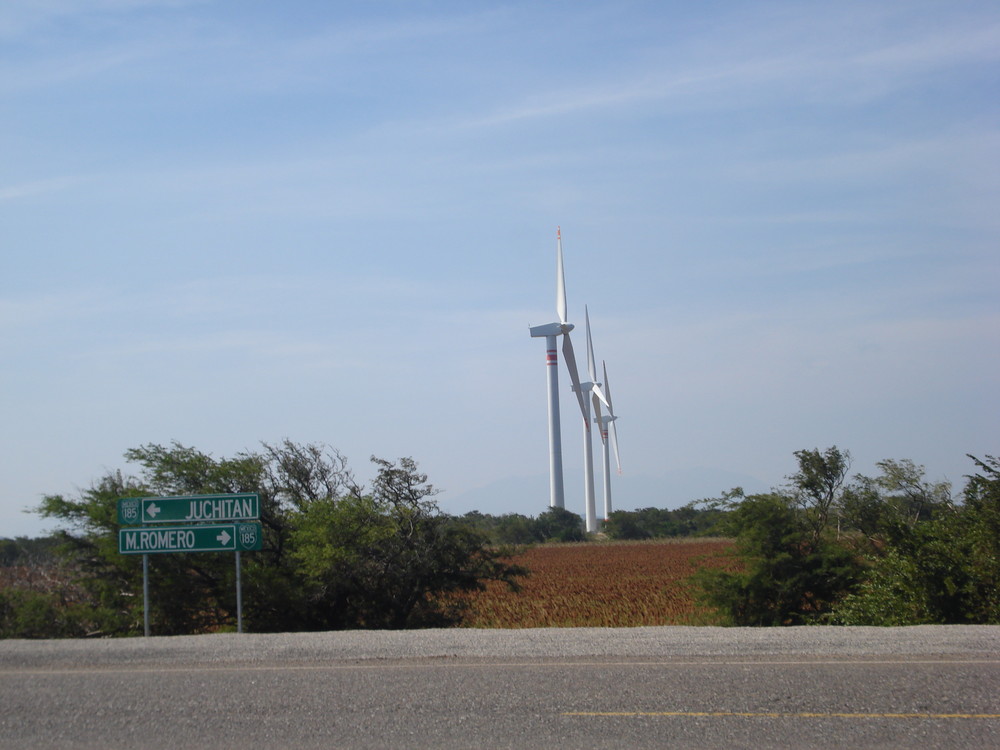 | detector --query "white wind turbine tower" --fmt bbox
[597,360,622,521]
[529,228,588,510]
[578,306,610,533]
